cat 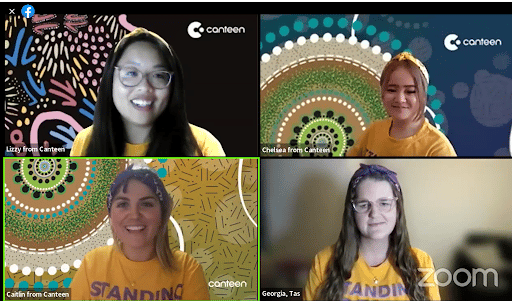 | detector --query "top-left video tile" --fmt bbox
[5,12,258,157]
